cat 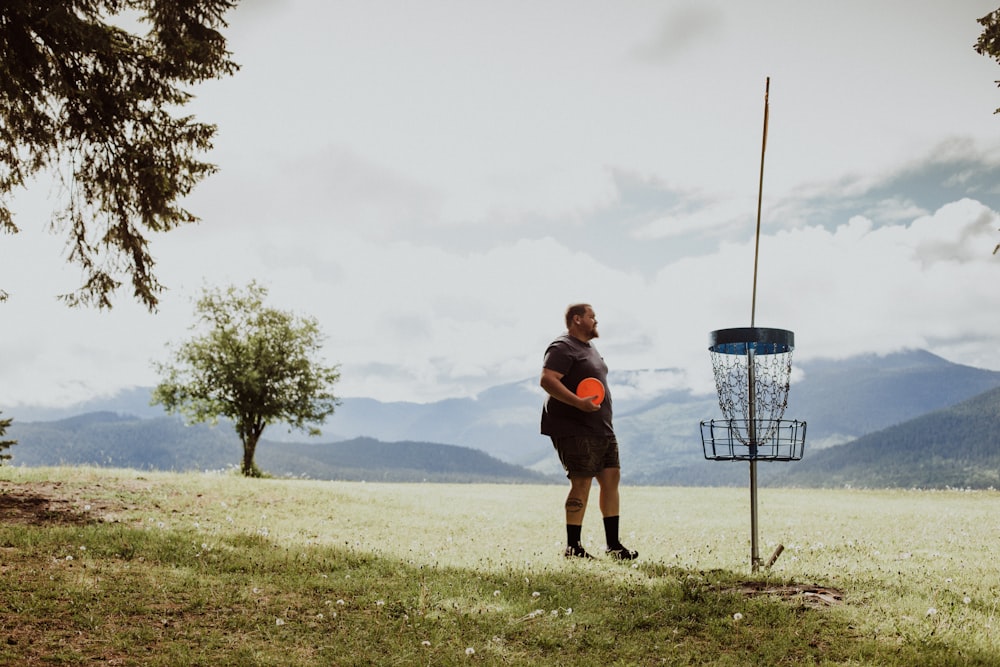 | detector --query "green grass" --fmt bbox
[2,466,1000,665]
